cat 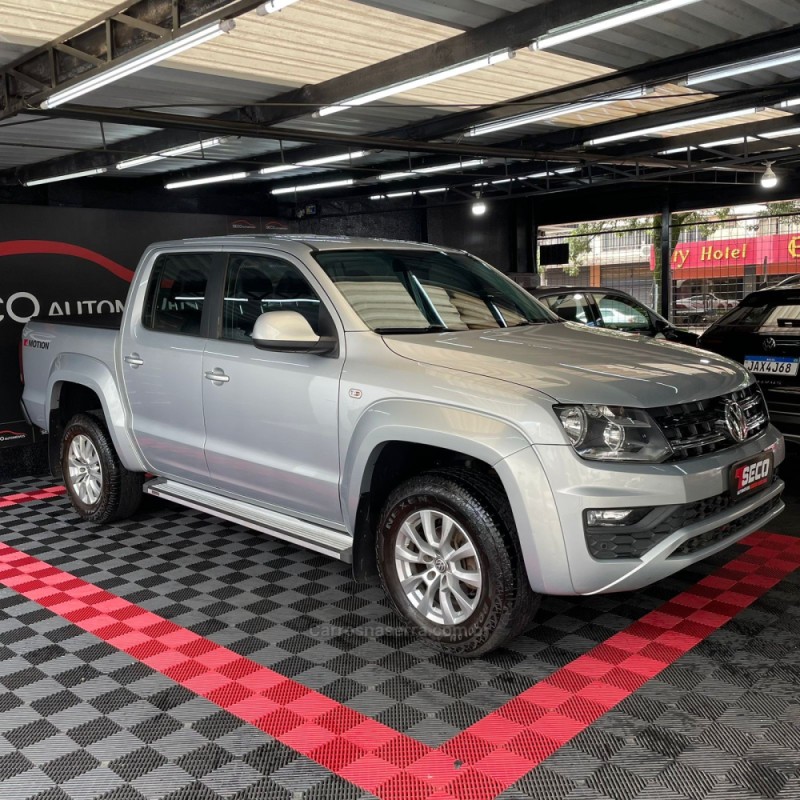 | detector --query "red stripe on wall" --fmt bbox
[0,519,797,799]
[0,241,134,282]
